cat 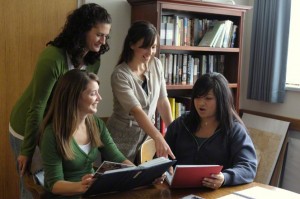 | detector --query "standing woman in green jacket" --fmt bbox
[9,3,111,198]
